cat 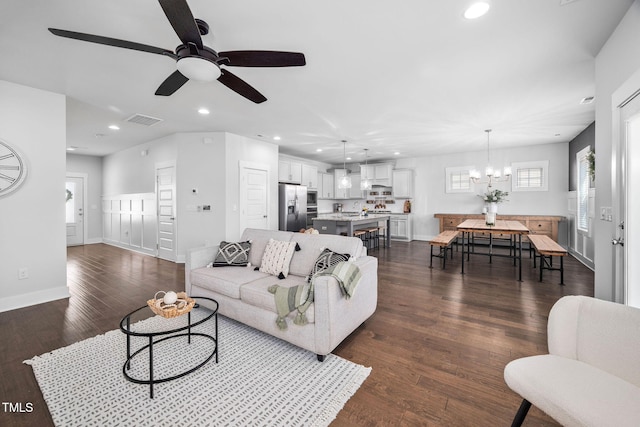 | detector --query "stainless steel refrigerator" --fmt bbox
[279,184,308,231]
